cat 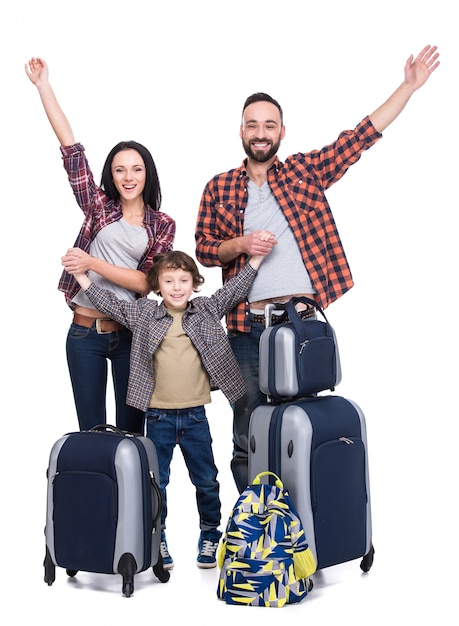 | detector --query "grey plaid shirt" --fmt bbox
[84,263,258,411]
